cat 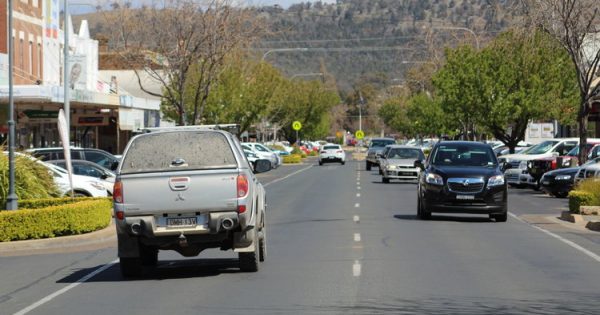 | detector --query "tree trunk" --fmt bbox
[578,102,589,165]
